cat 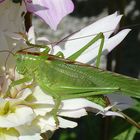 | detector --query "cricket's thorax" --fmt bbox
[16,54,43,75]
